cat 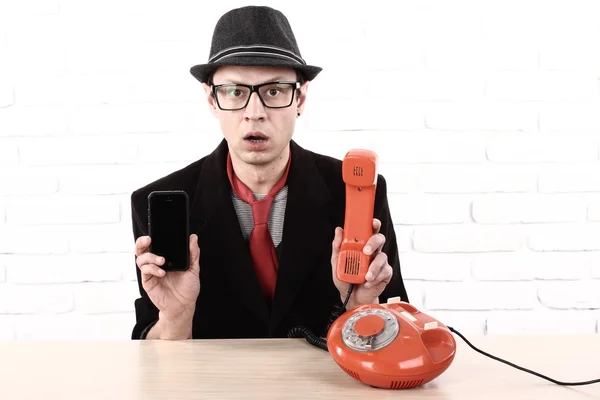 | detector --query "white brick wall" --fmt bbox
[0,0,599,340]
